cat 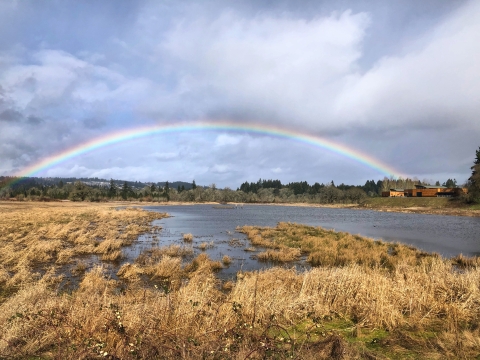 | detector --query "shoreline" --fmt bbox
[138,201,480,217]
[2,199,479,217]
